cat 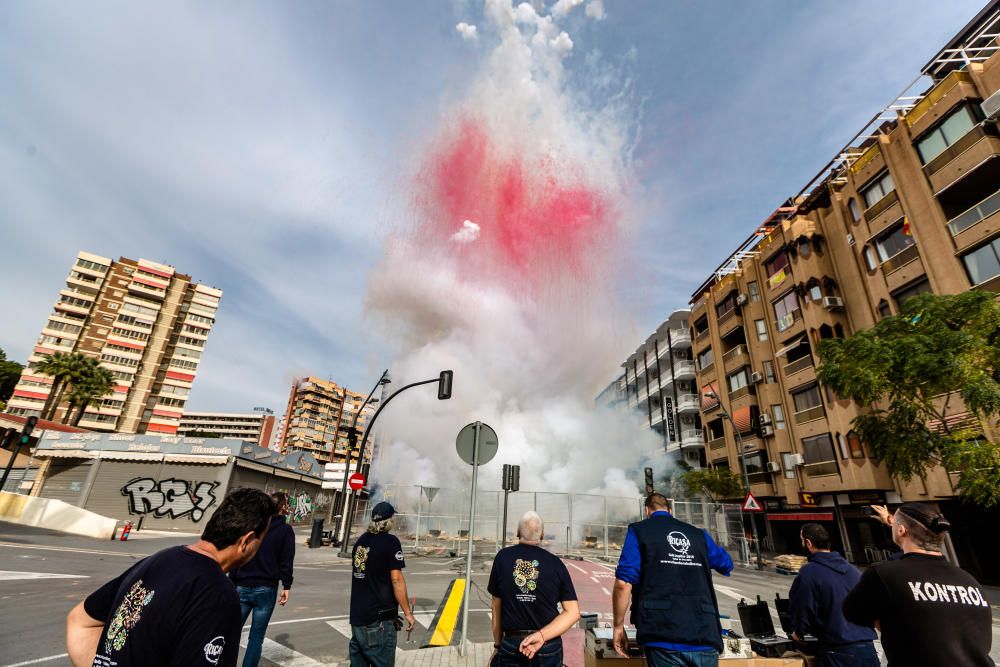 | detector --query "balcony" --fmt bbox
[775,308,802,334]
[794,405,827,424]
[766,268,789,292]
[905,70,974,129]
[680,429,703,448]
[669,329,692,348]
[650,408,664,425]
[948,188,1000,237]
[729,386,751,401]
[707,435,727,452]
[695,328,711,345]
[803,460,838,478]
[881,244,920,274]
[783,355,814,377]
[863,189,899,223]
[677,394,700,413]
[722,344,747,371]
[925,124,1000,193]
[672,360,696,380]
